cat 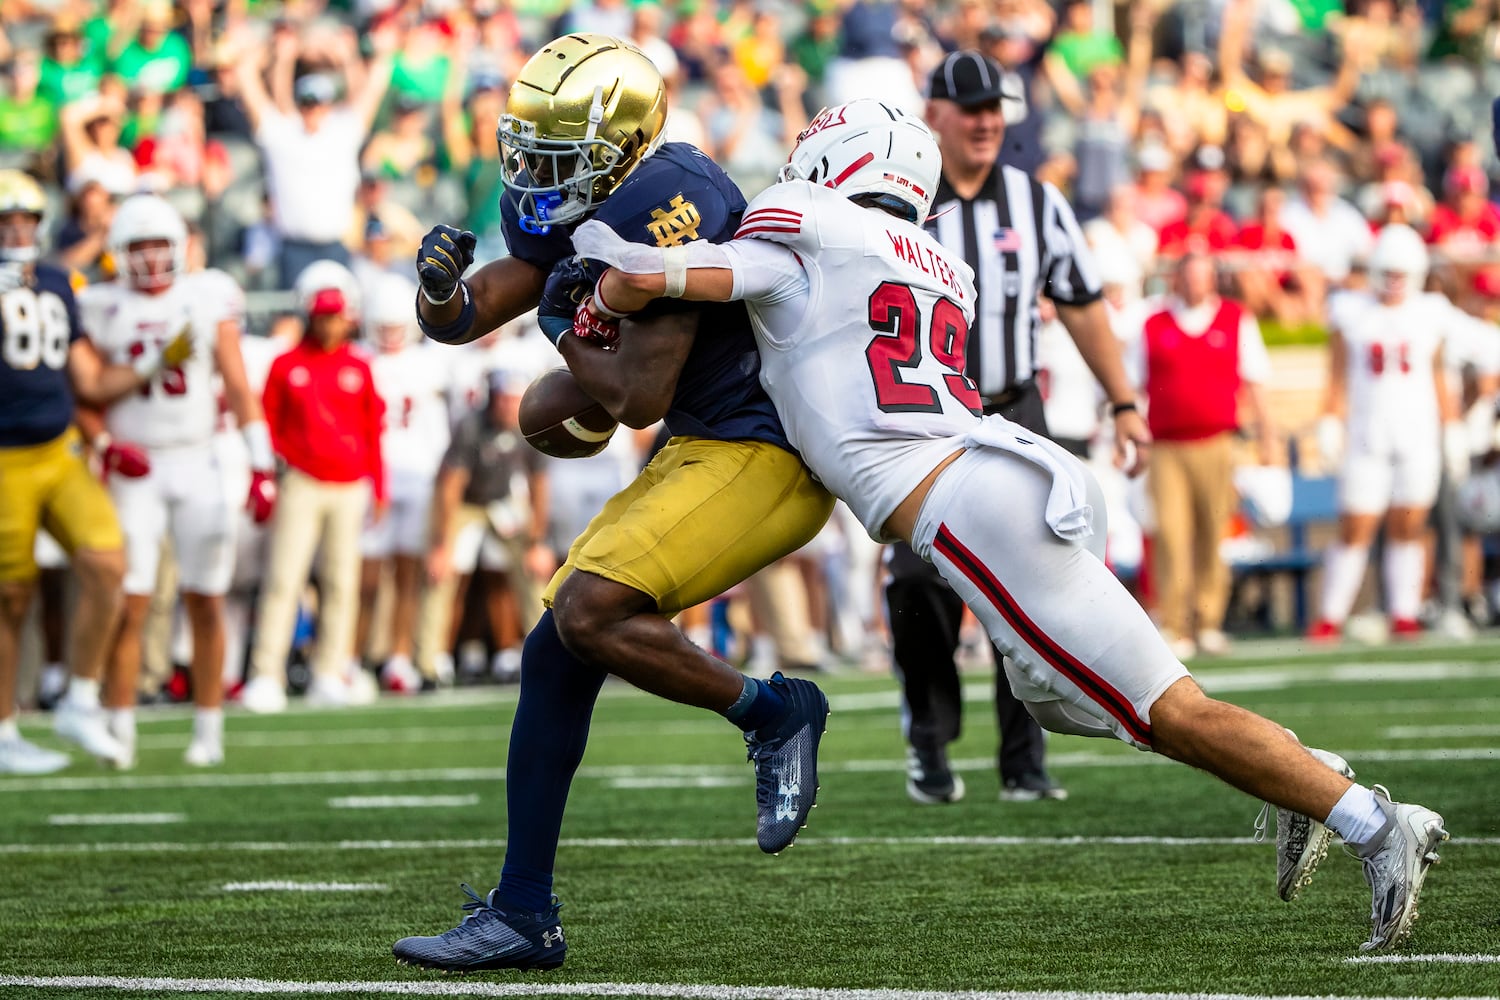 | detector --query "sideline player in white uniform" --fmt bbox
[80,195,275,767]
[357,277,450,692]
[574,99,1449,952]
[1310,225,1468,642]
